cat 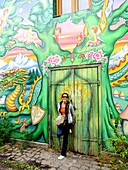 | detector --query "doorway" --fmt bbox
[49,64,101,156]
